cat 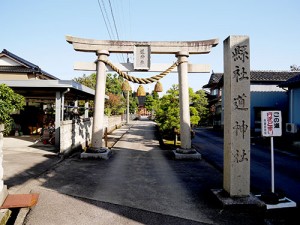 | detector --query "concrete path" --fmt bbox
[3,119,267,225]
